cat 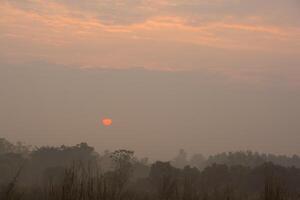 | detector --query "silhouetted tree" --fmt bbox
[150,161,179,200]
[172,149,188,169]
[189,153,206,170]
[110,149,135,199]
